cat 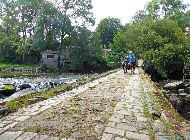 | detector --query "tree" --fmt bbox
[0,0,44,62]
[146,0,187,18]
[135,19,188,79]
[0,0,95,64]
[146,0,189,28]
[52,0,95,48]
[0,0,18,37]
[143,44,189,79]
[173,9,190,29]
[124,18,187,56]
[106,32,127,68]
[146,0,160,19]
[132,10,148,23]
[96,17,123,48]
[67,26,92,70]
